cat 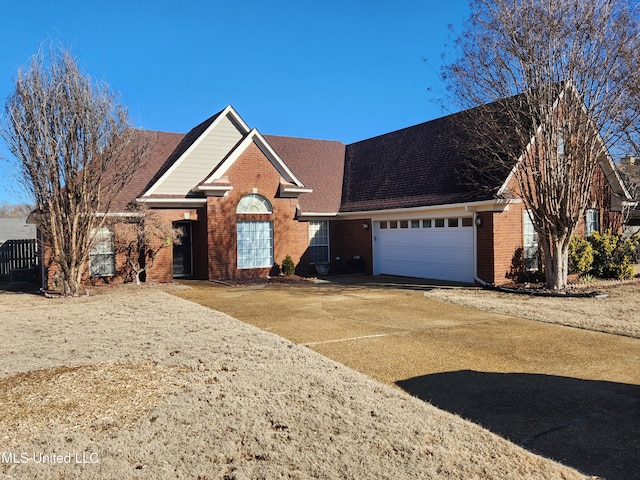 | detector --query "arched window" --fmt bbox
[236,194,272,214]
[237,194,273,269]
